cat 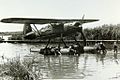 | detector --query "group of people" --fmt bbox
[94,41,118,54]
[69,43,84,55]
[94,41,106,54]
[41,41,118,55]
